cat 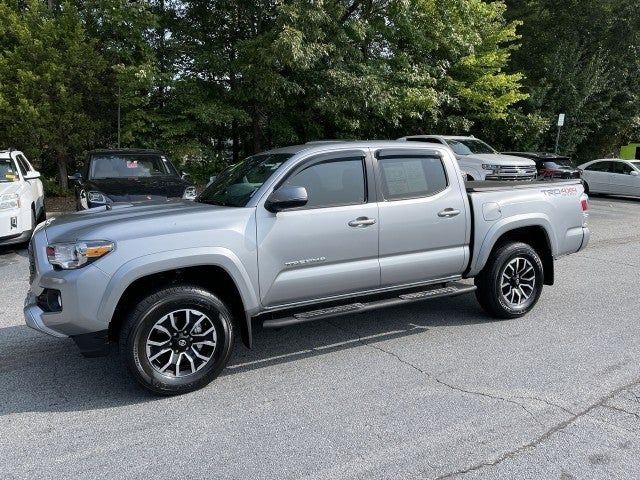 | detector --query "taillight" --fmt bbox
[580,195,589,212]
